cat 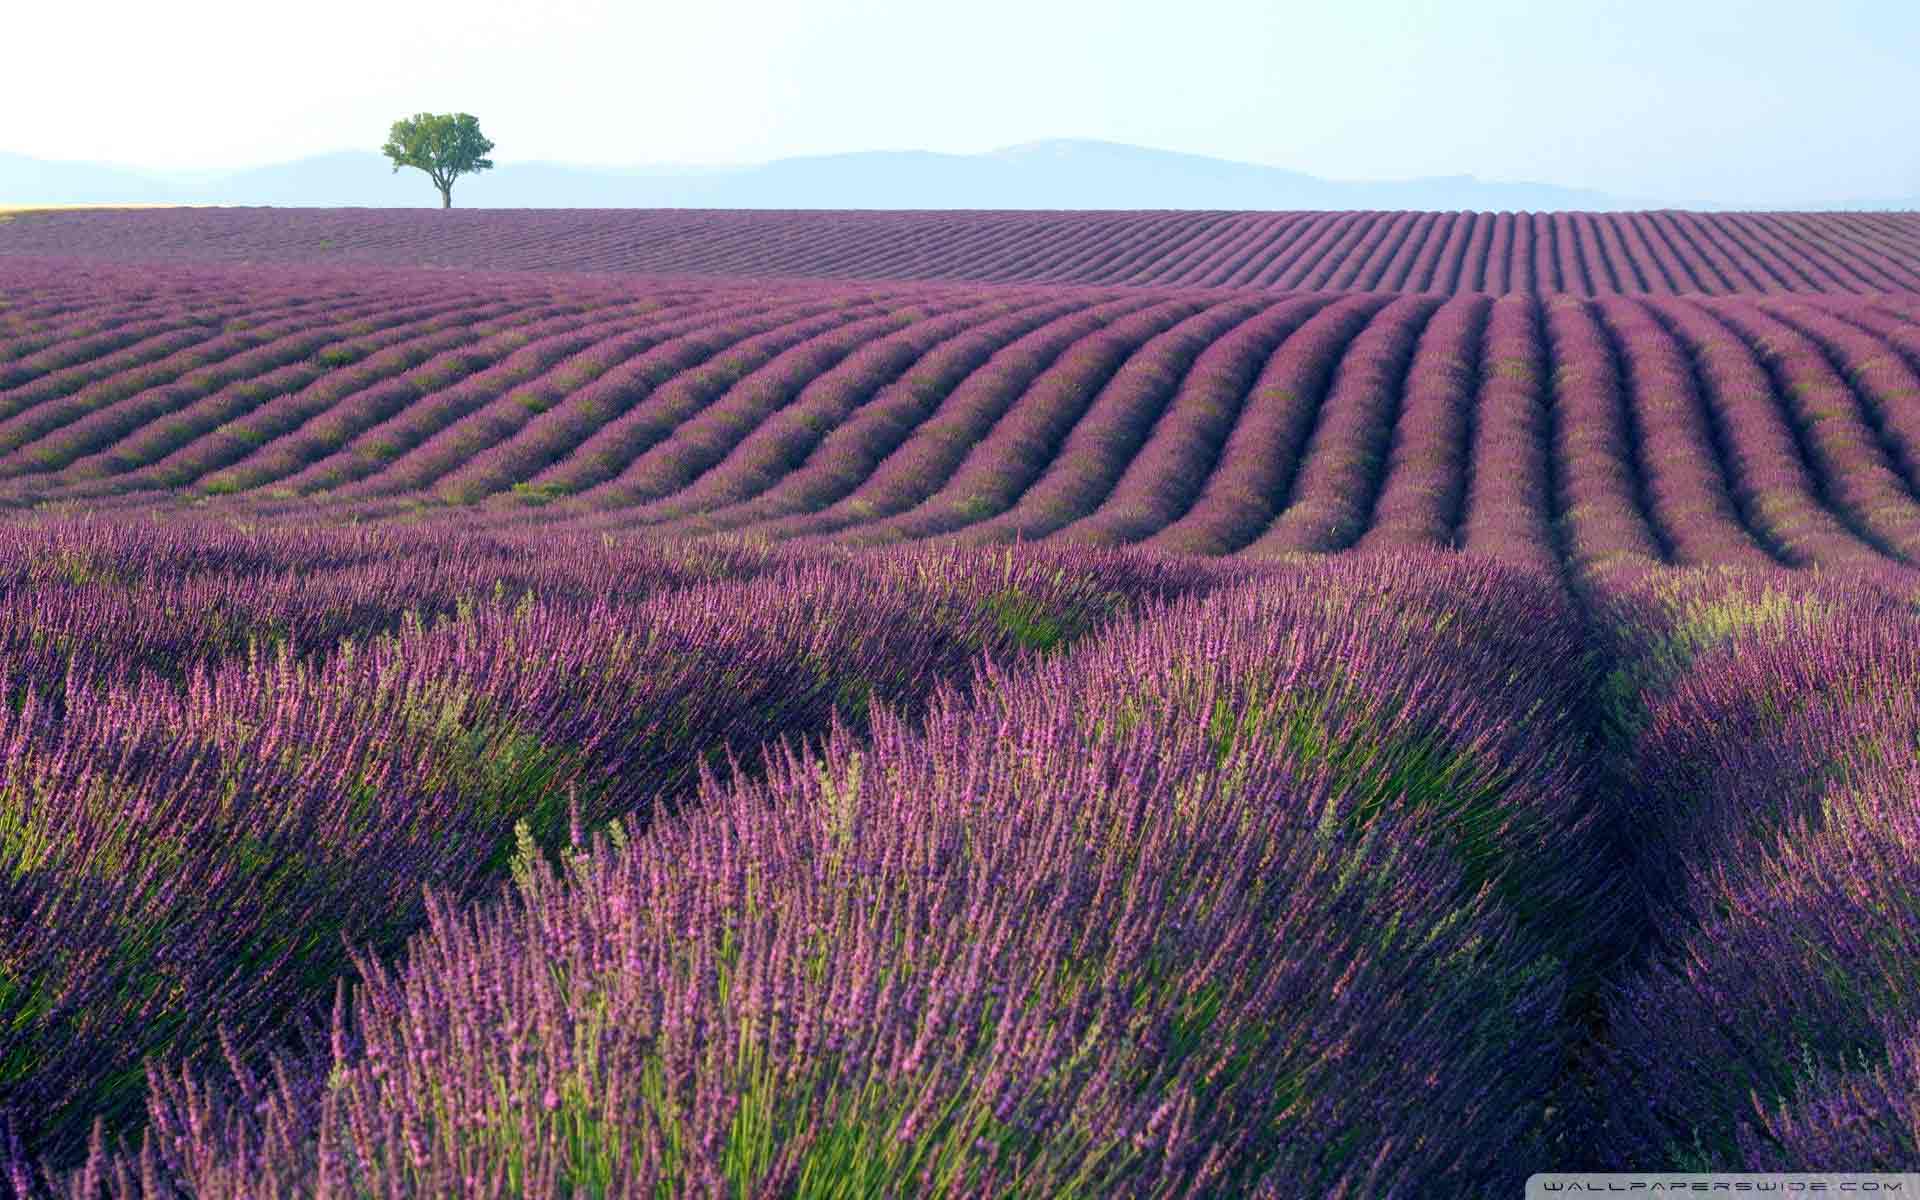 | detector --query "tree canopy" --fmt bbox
[381,113,495,209]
